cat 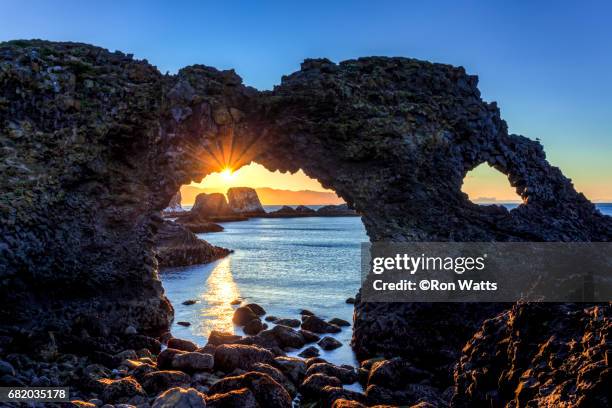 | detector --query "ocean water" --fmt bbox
[160,203,612,368]
[161,210,368,367]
